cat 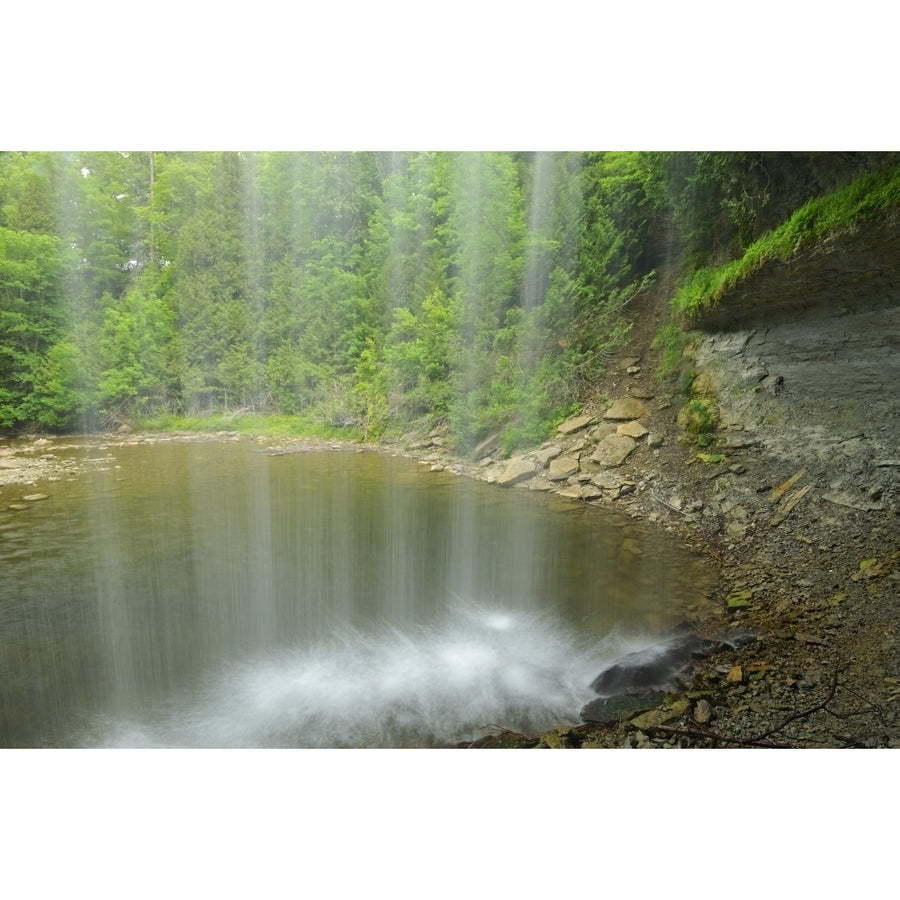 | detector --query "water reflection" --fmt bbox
[0,440,717,747]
